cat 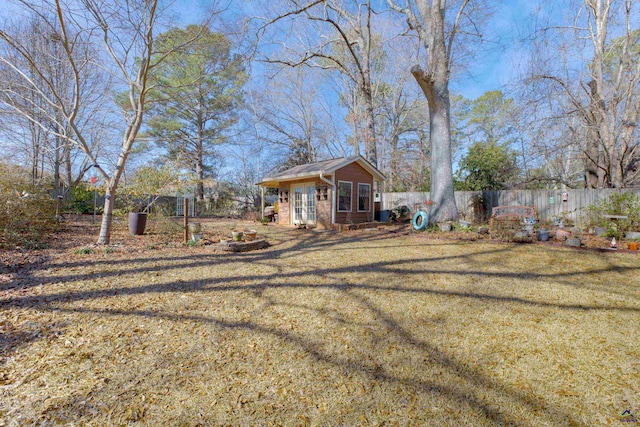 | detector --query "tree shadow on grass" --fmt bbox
[2,241,638,313]
[2,230,639,425]
[0,226,437,294]
[41,294,587,427]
